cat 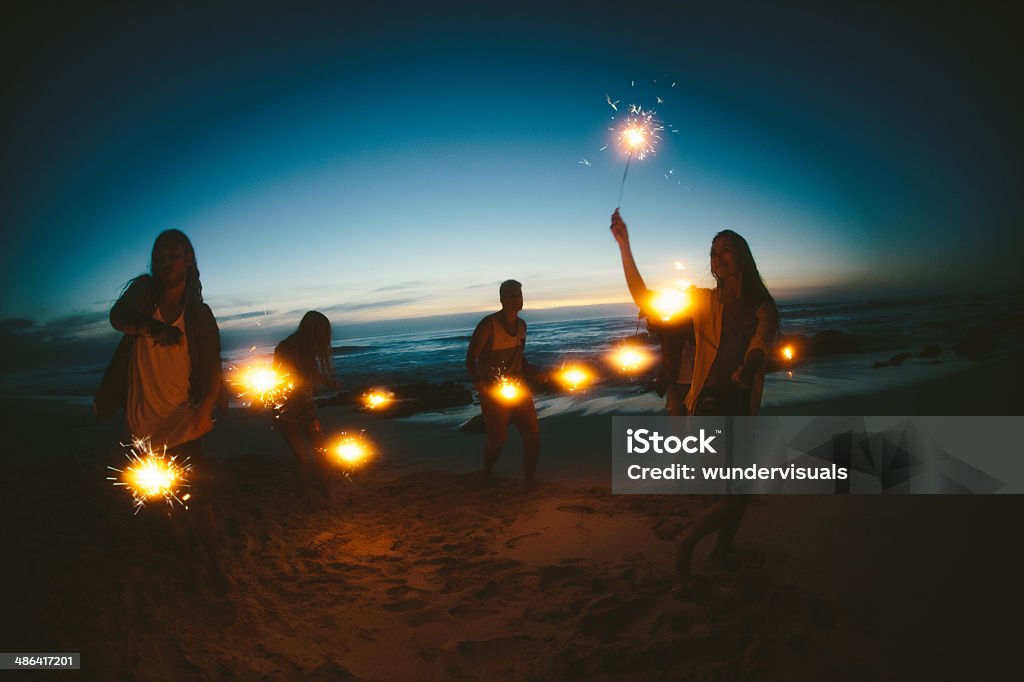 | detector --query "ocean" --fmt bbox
[5,292,1022,422]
